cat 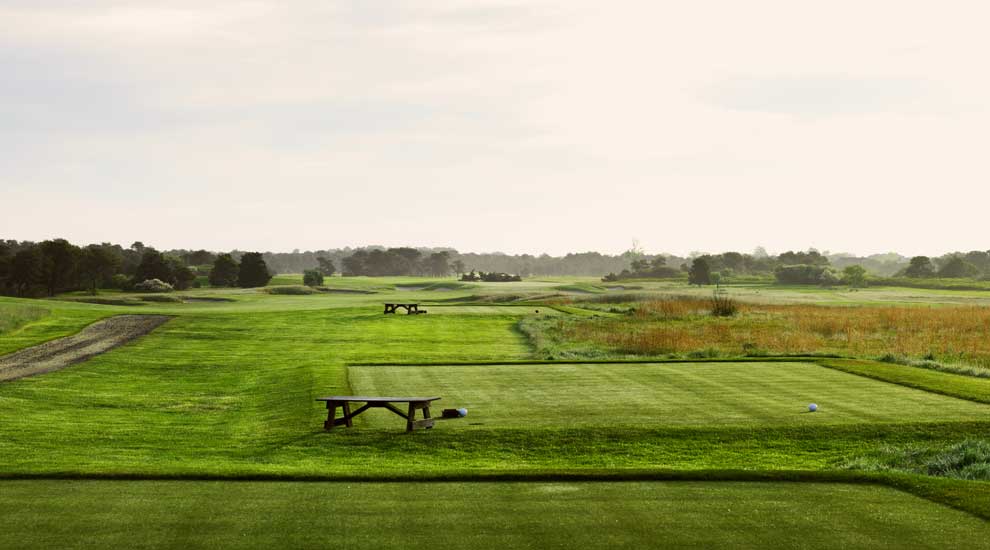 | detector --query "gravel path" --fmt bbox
[0,315,171,382]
